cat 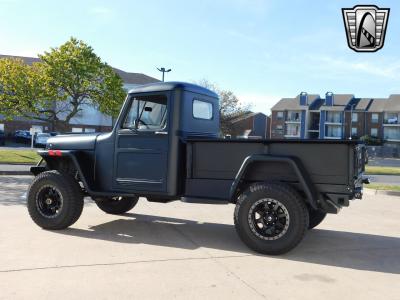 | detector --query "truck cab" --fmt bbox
[42,82,219,198]
[27,82,367,255]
